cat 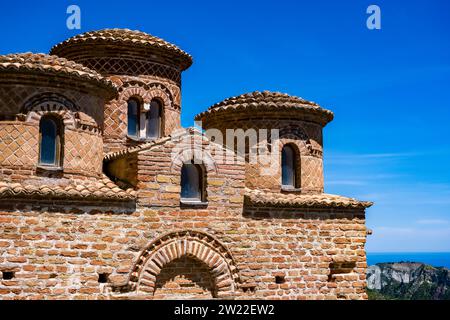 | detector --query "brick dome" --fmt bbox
[0,53,116,94]
[195,91,334,126]
[50,28,193,71]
